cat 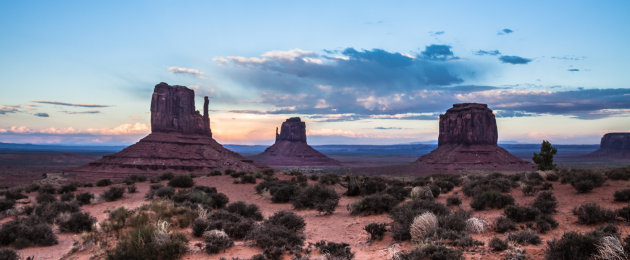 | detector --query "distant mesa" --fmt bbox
[588,133,630,159]
[252,117,340,167]
[413,103,532,172]
[69,82,259,179]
